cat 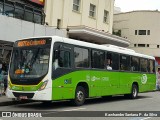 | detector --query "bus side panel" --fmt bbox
[52,71,90,100]
[99,71,120,96]
[51,70,156,100]
[119,72,141,94]
[89,71,103,97]
[119,72,156,94]
[139,74,156,92]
